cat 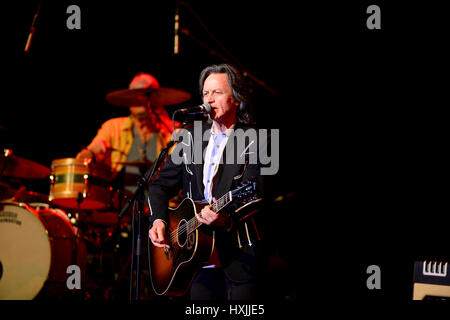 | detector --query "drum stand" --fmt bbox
[76,192,83,208]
